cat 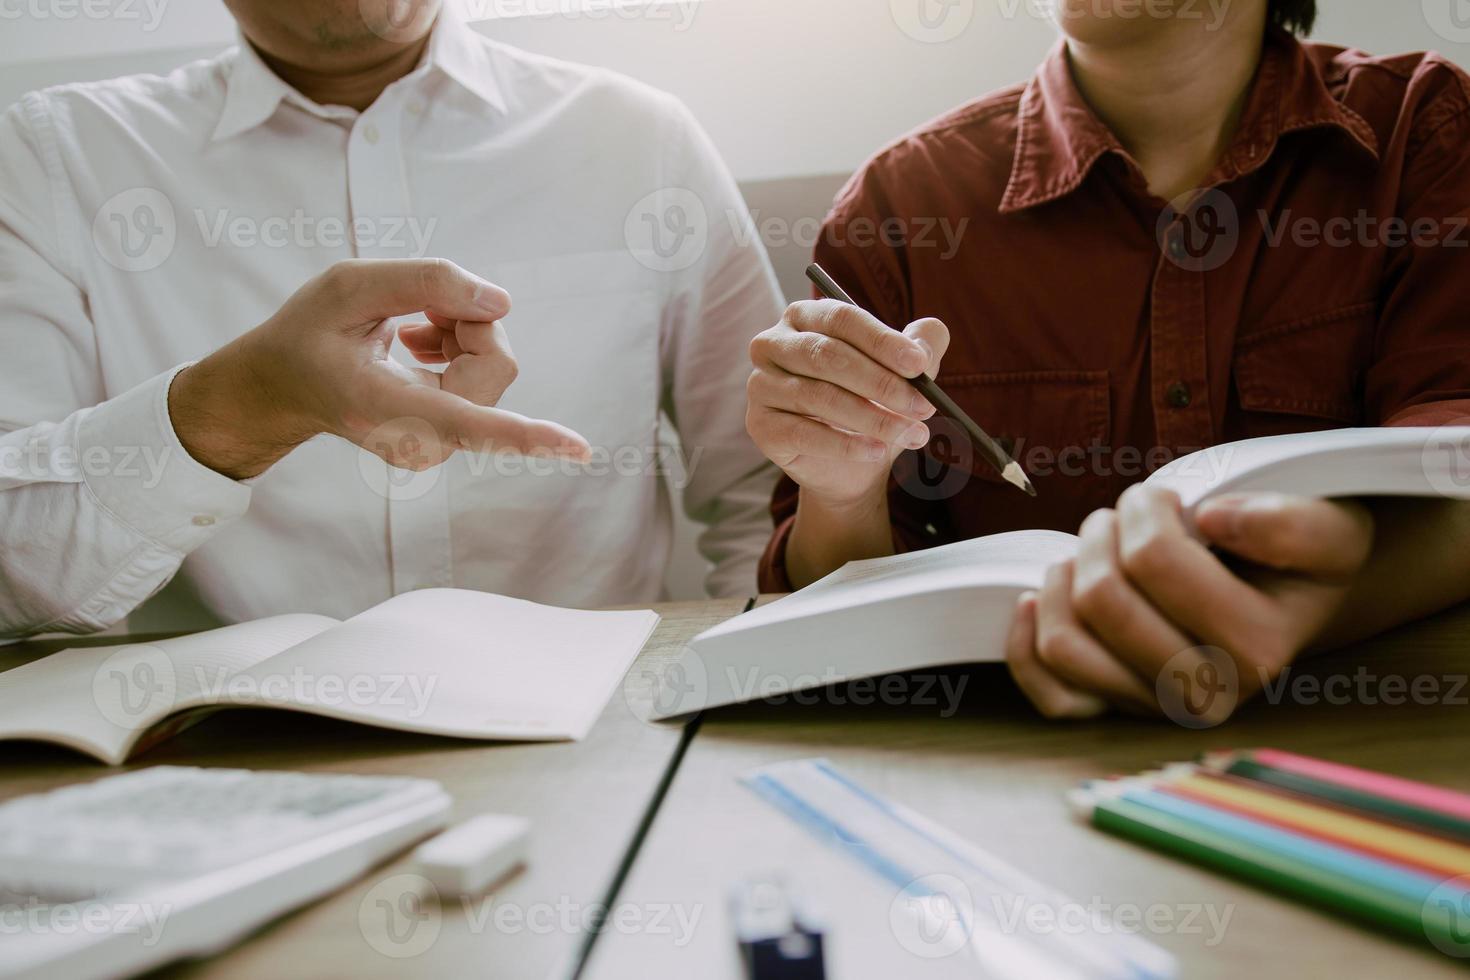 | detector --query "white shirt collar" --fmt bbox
[212,3,505,143]
[428,1,508,113]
